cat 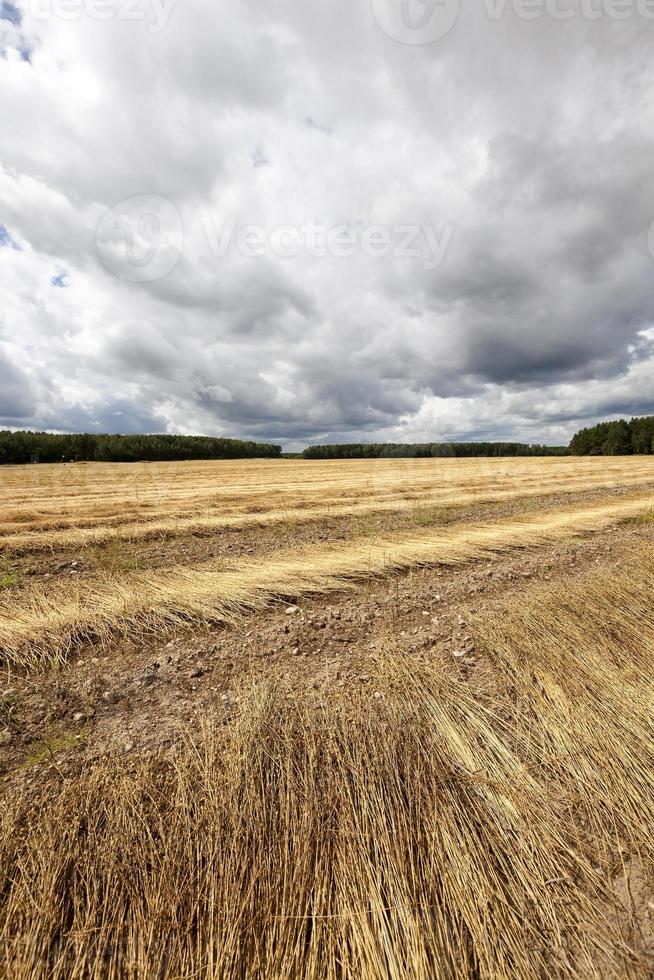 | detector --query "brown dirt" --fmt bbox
[2,510,654,973]
[3,478,651,589]
[2,516,651,789]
